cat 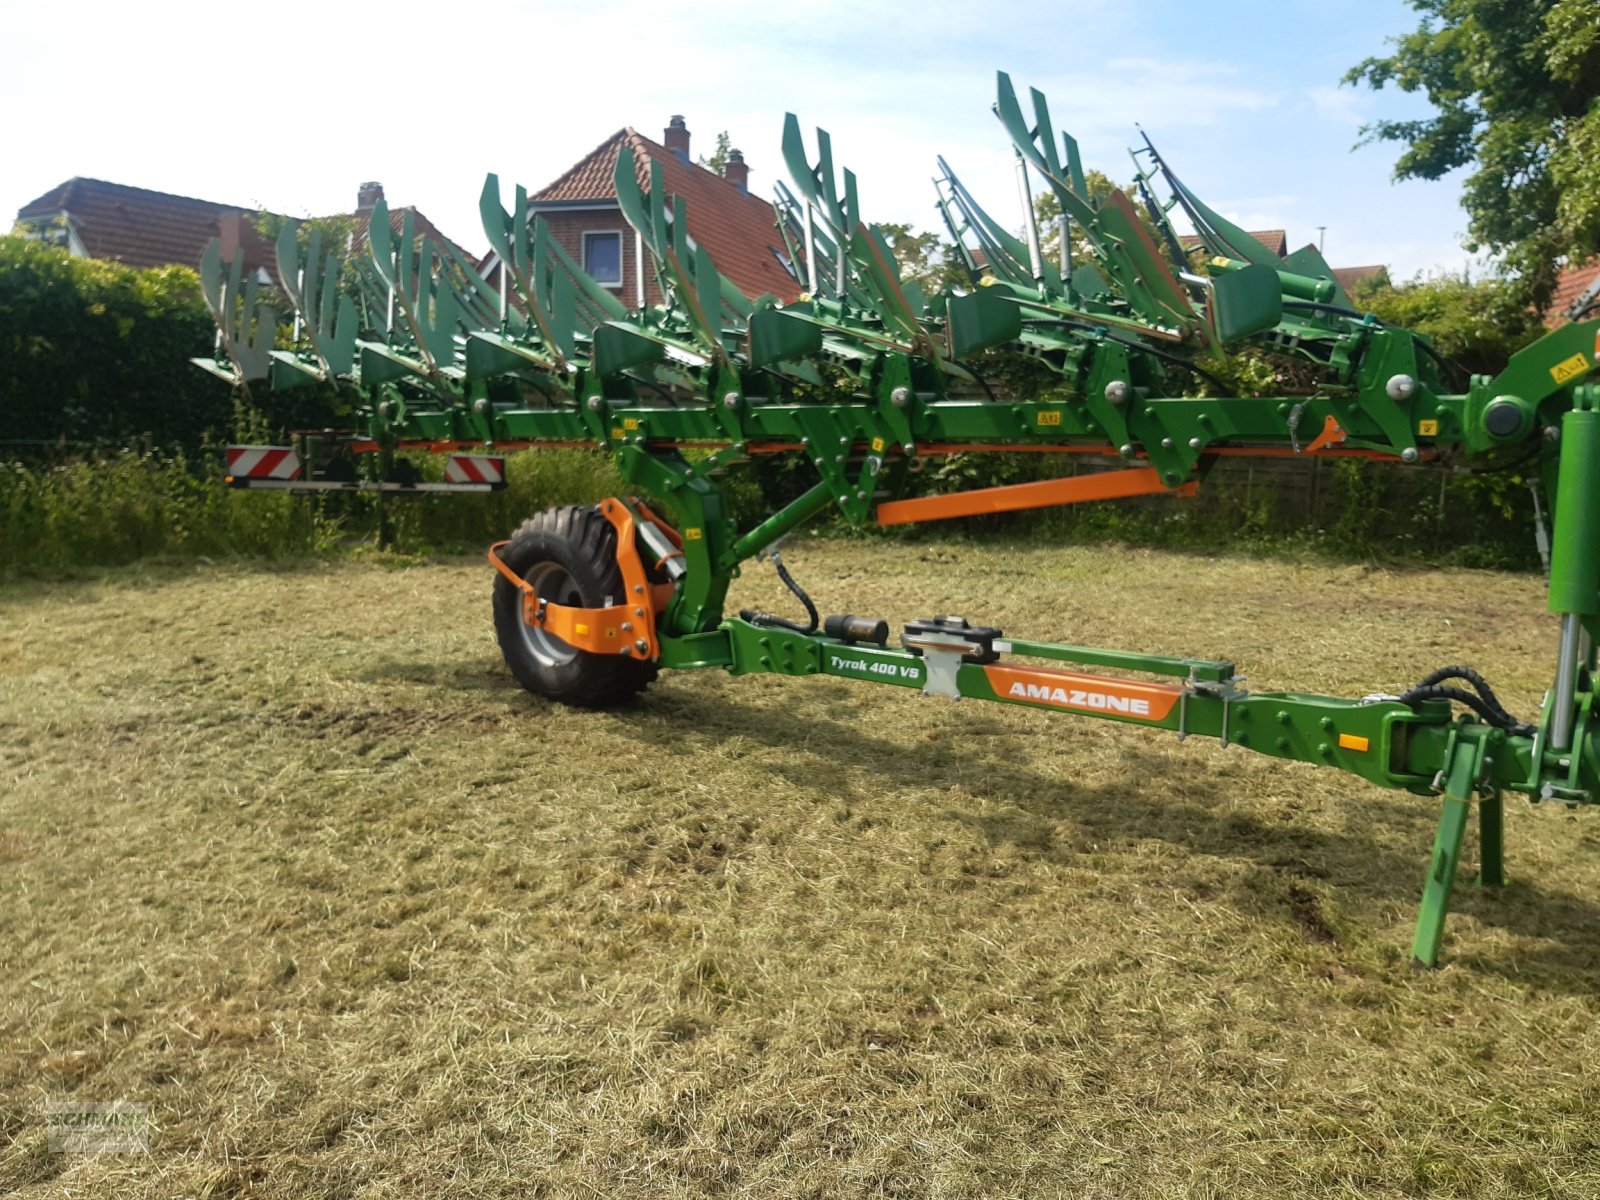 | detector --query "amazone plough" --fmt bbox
[195,73,1600,966]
